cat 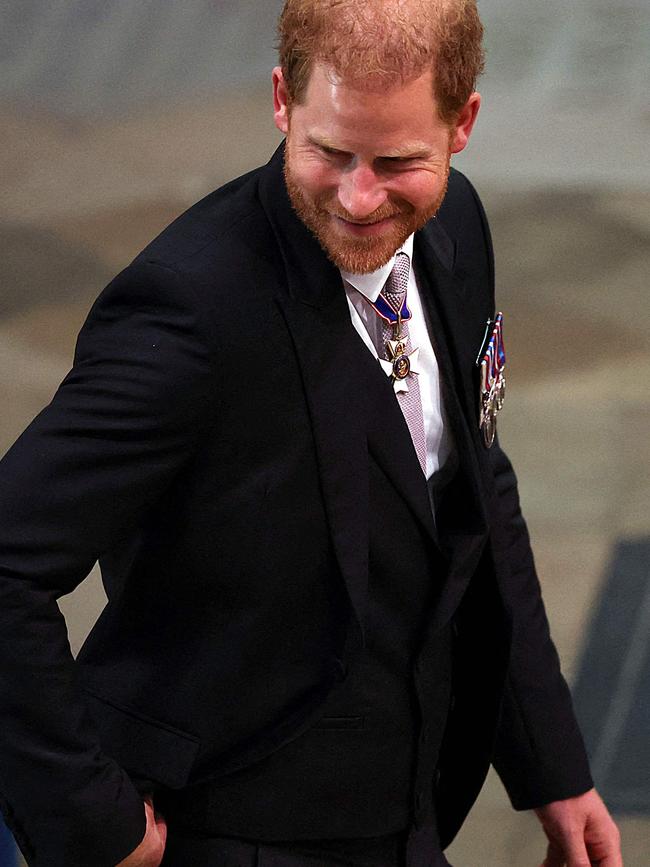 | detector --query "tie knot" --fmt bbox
[382,251,410,313]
